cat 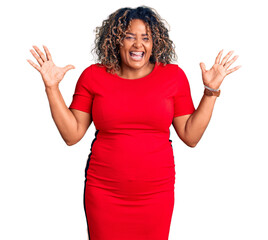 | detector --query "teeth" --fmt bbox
[130,52,144,56]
